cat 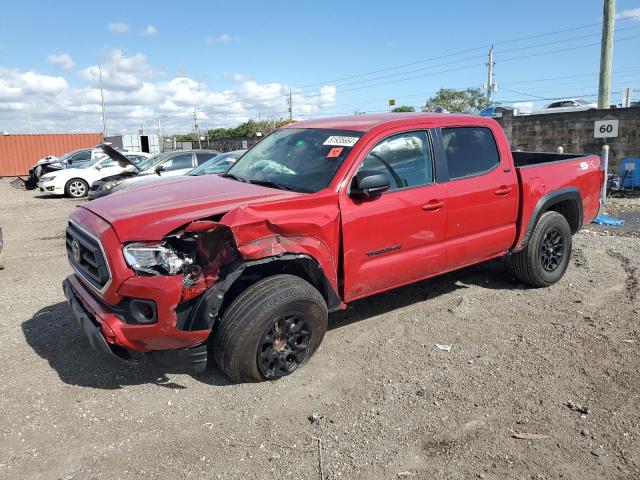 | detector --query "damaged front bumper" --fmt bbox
[62,275,209,373]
